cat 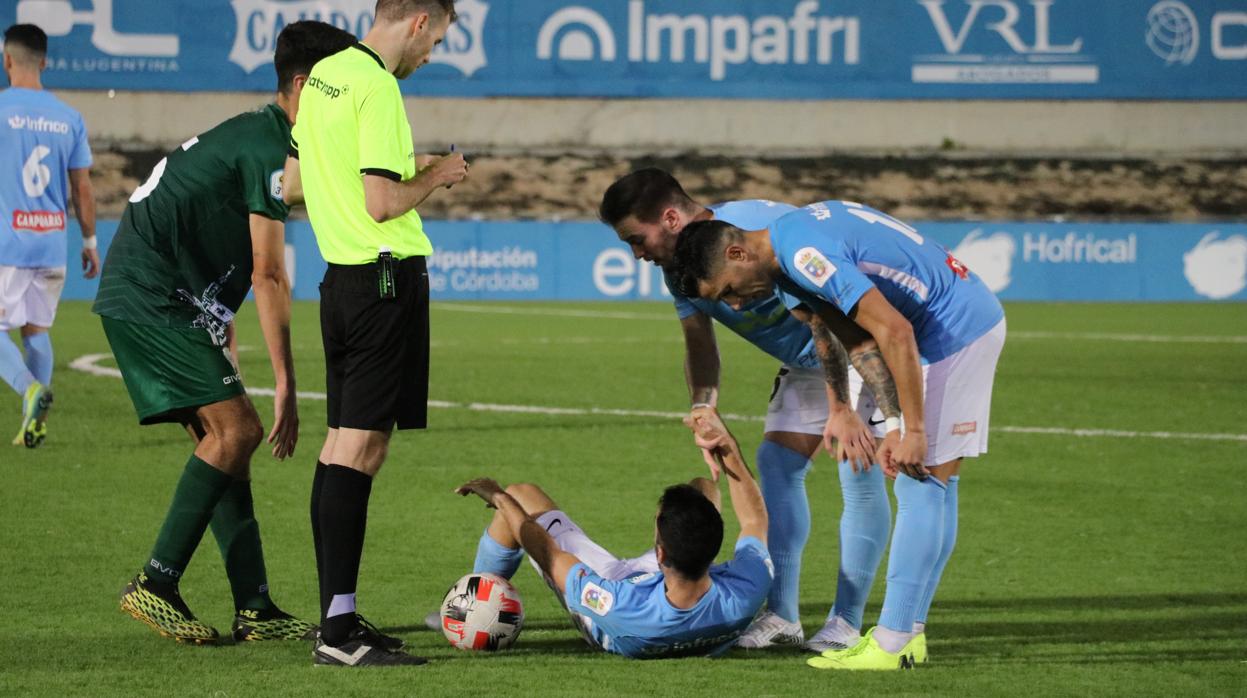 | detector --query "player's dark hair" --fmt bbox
[274,21,357,94]
[375,0,458,23]
[599,168,699,226]
[670,220,744,298]
[656,484,723,580]
[3,24,48,61]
